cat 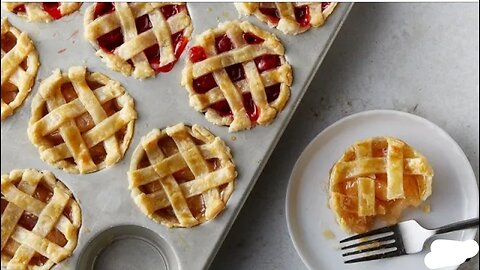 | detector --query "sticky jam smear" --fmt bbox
[94,3,189,73]
[189,32,282,124]
[12,3,62,20]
